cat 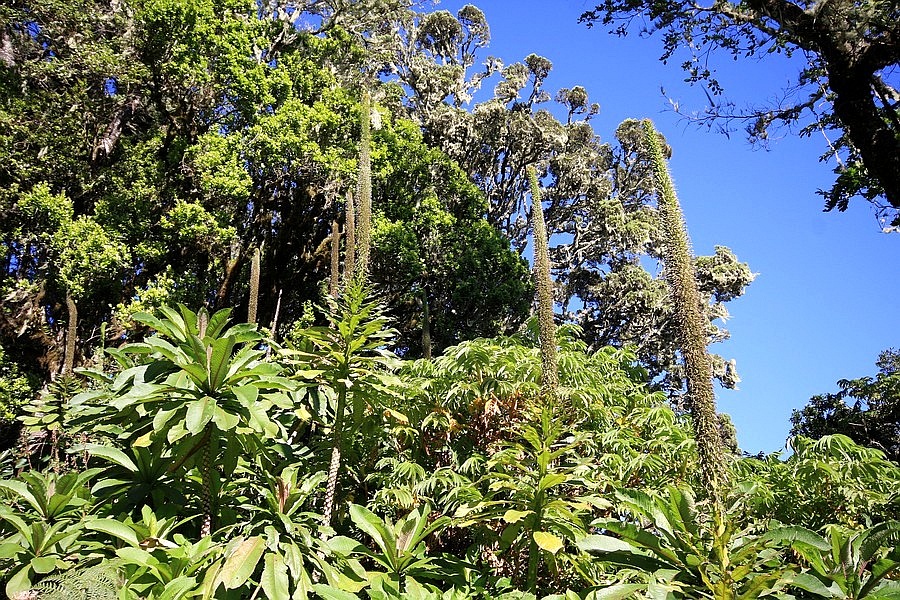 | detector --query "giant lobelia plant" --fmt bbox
[284,280,402,527]
[81,304,296,536]
[641,119,727,503]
